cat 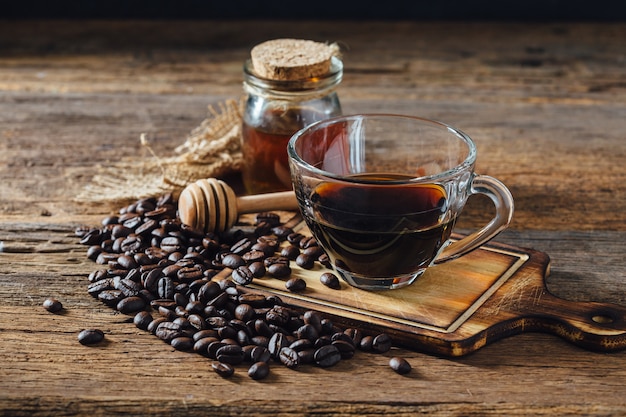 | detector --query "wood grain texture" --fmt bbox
[1,20,626,416]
